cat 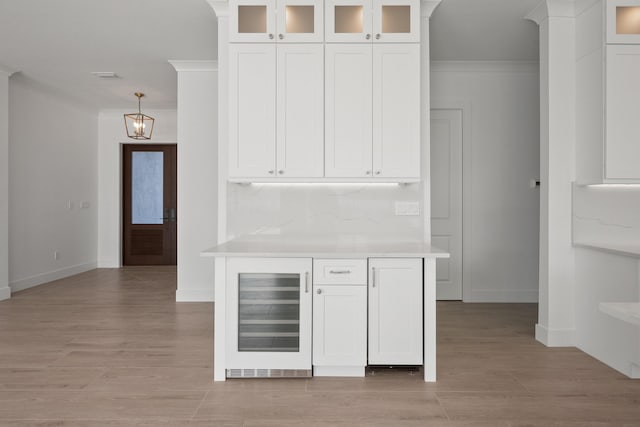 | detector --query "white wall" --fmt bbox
[172,64,218,302]
[8,74,98,292]
[0,71,10,300]
[431,61,540,302]
[97,109,177,268]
